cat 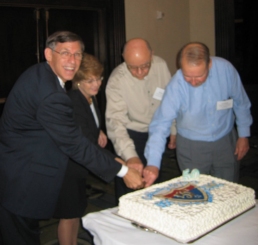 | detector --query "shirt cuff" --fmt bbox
[237,127,250,138]
[116,165,129,177]
[145,154,162,169]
